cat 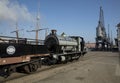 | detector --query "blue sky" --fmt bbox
[0,0,120,43]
